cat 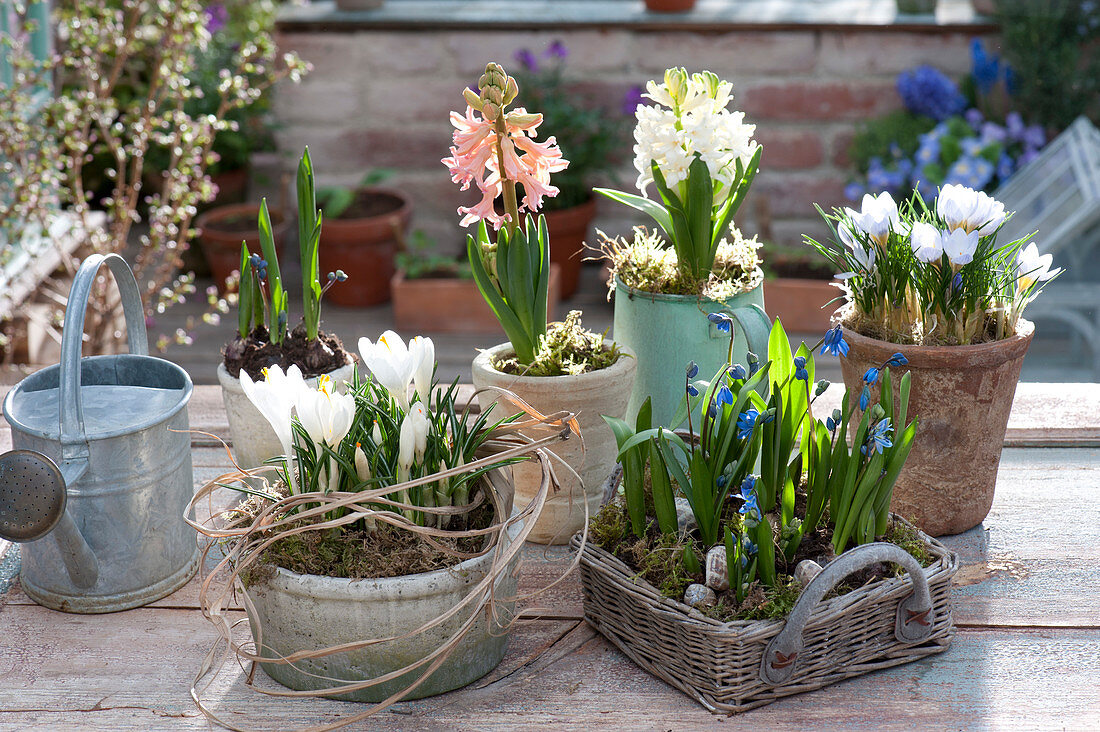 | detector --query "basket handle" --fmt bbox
[759,541,935,686]
[59,254,149,463]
